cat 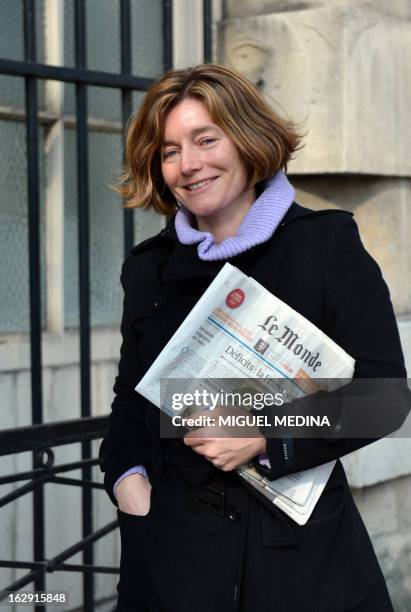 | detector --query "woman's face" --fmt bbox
[160,98,255,226]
